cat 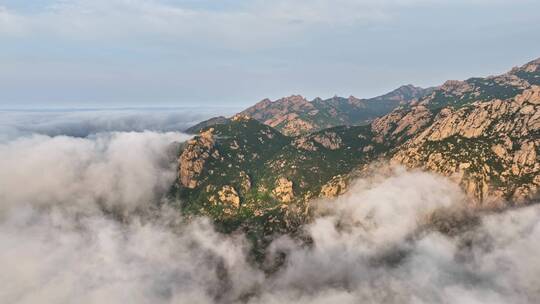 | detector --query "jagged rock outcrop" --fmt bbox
[179,128,215,188]
[313,132,343,150]
[208,185,241,215]
[273,178,294,203]
[320,175,348,198]
[372,106,432,143]
[217,185,241,208]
